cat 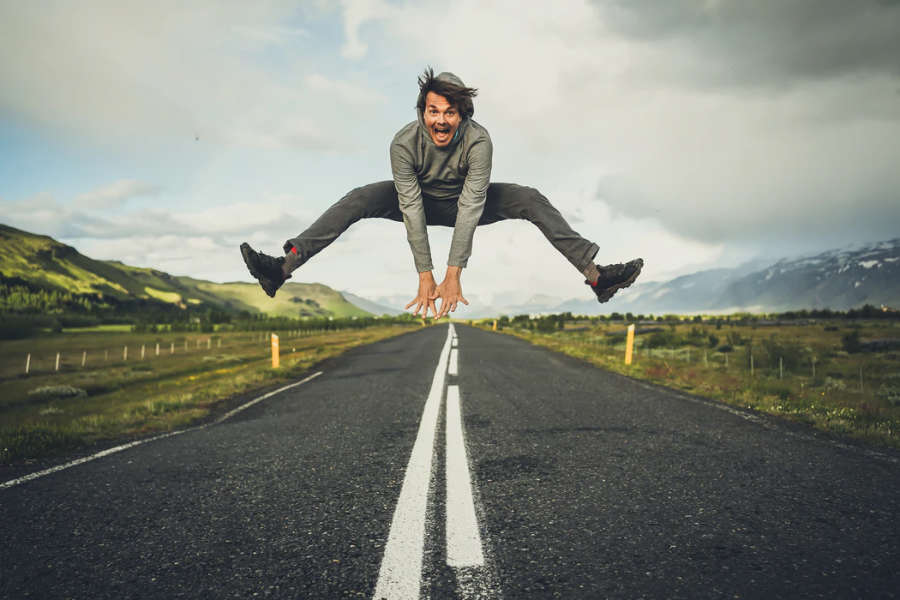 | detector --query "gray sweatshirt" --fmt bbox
[389,72,493,272]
